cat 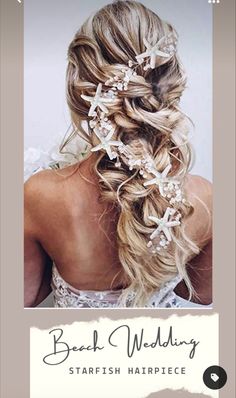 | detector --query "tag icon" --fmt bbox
[203,366,227,390]
[210,373,219,382]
